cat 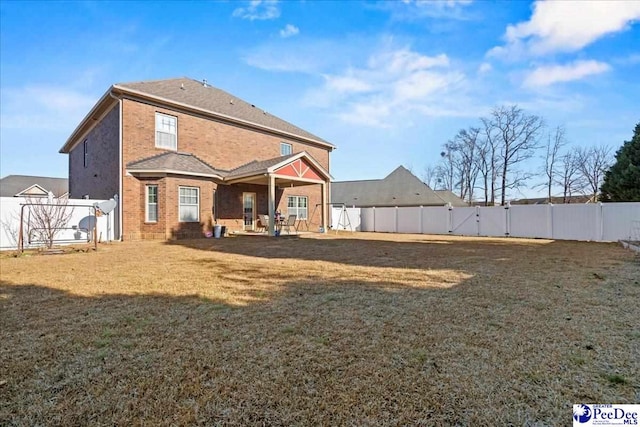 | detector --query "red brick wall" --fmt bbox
[120,98,331,239]
[123,175,216,240]
[68,105,119,200]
